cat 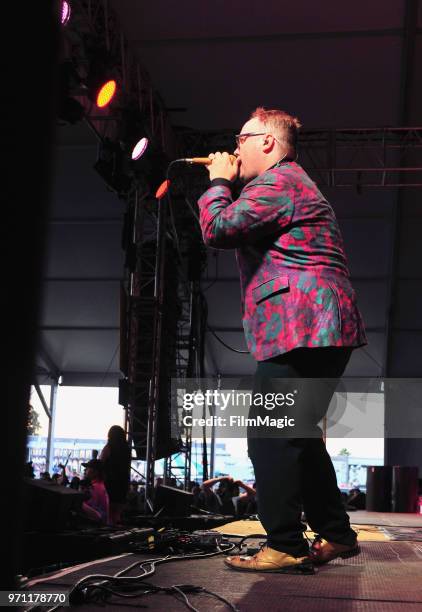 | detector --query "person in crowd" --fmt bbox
[57,463,69,486]
[199,475,237,515]
[79,478,90,496]
[126,480,143,514]
[190,482,201,508]
[81,459,110,524]
[198,479,222,514]
[100,425,131,525]
[138,485,145,507]
[91,449,99,460]
[24,461,35,478]
[346,487,366,510]
[40,471,51,481]
[70,476,80,490]
[232,480,257,516]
